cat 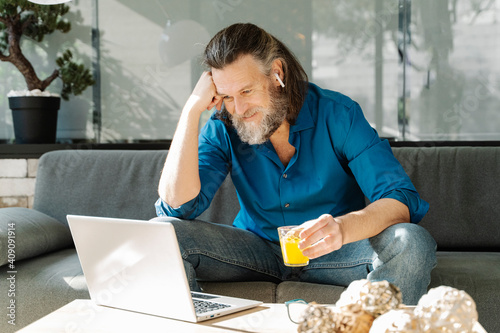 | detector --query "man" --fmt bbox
[155,23,436,305]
